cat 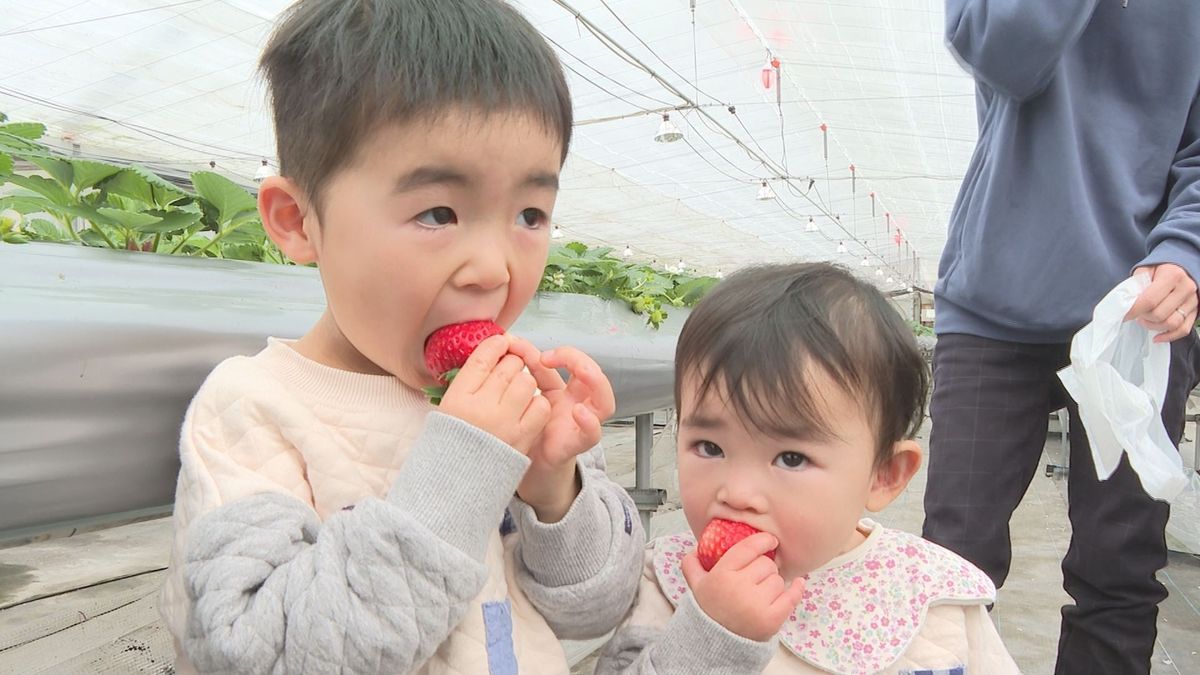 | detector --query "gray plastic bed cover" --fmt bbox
[0,243,685,536]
